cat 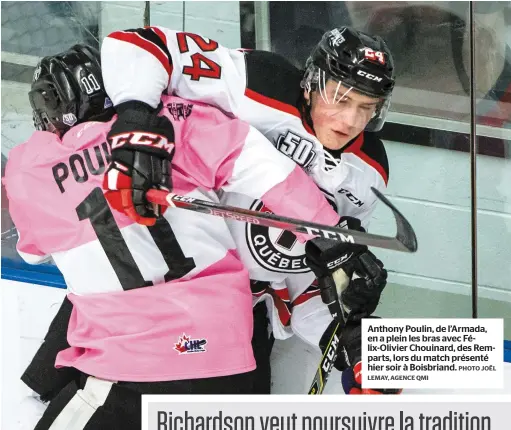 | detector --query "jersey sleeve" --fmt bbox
[290,284,332,350]
[336,132,390,230]
[254,279,332,350]
[338,170,383,231]
[216,126,339,225]
[101,26,246,115]
[3,146,51,265]
[229,127,340,227]
[173,99,340,228]
[252,280,294,342]
[209,126,340,228]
